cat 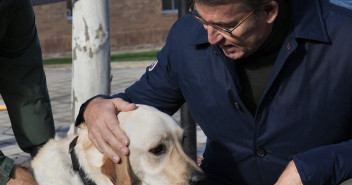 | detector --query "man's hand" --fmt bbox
[7,166,37,185]
[275,160,303,185]
[83,97,136,163]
